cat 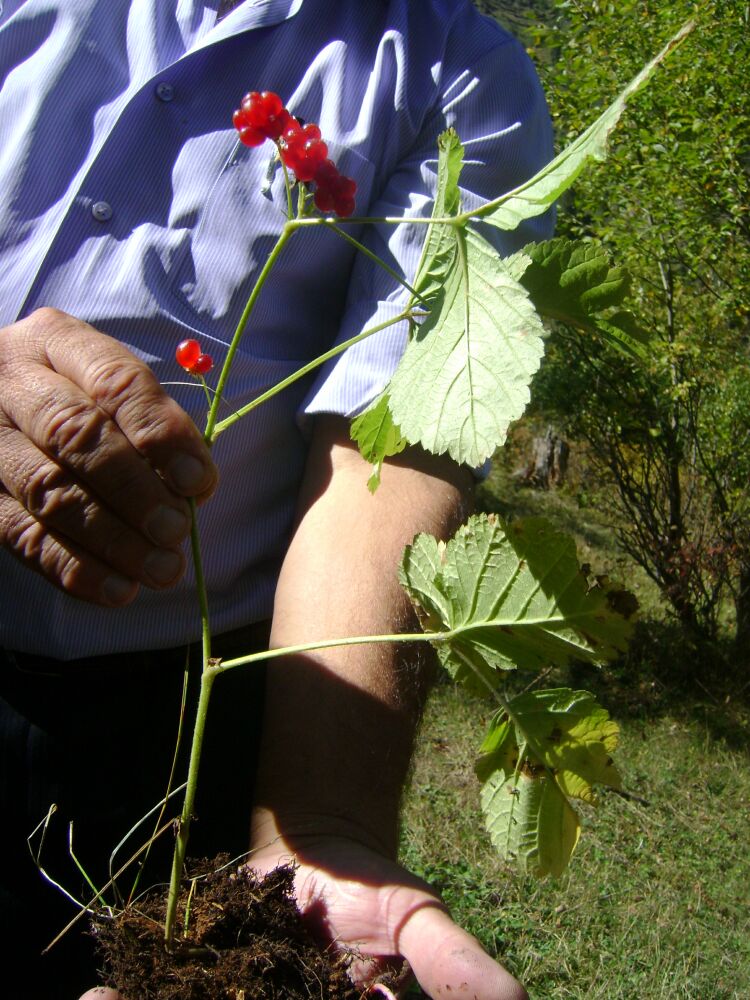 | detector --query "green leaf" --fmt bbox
[350,394,408,493]
[477,688,621,876]
[398,514,635,693]
[474,21,695,231]
[389,229,546,466]
[480,757,580,879]
[520,239,630,312]
[518,238,651,358]
[410,127,465,303]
